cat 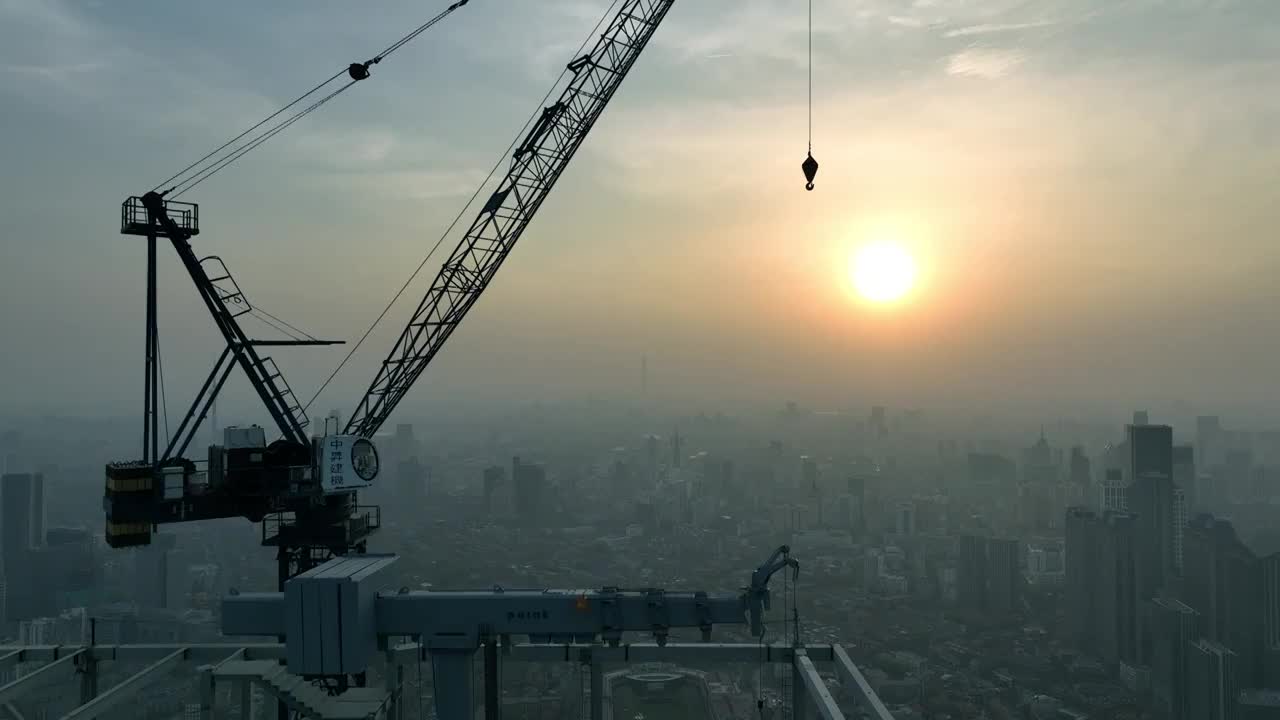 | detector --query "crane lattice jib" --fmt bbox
[345,0,676,438]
